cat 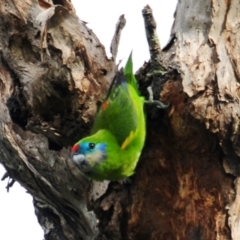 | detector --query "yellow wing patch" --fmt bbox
[121,129,138,150]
